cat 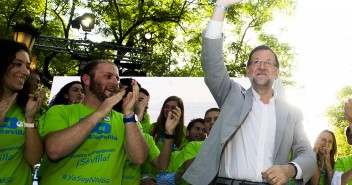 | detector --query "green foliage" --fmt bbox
[0,0,298,88]
[326,86,352,157]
